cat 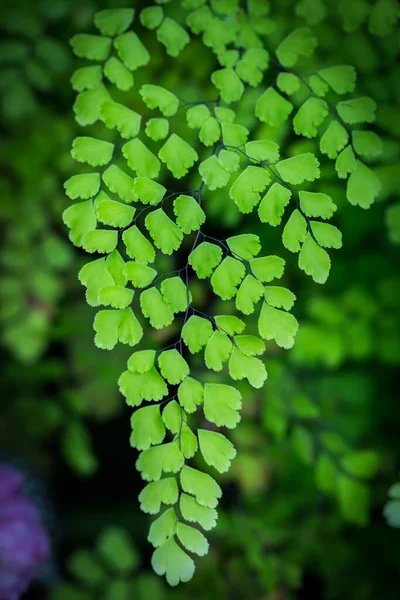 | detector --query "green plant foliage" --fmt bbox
[61,1,390,589]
